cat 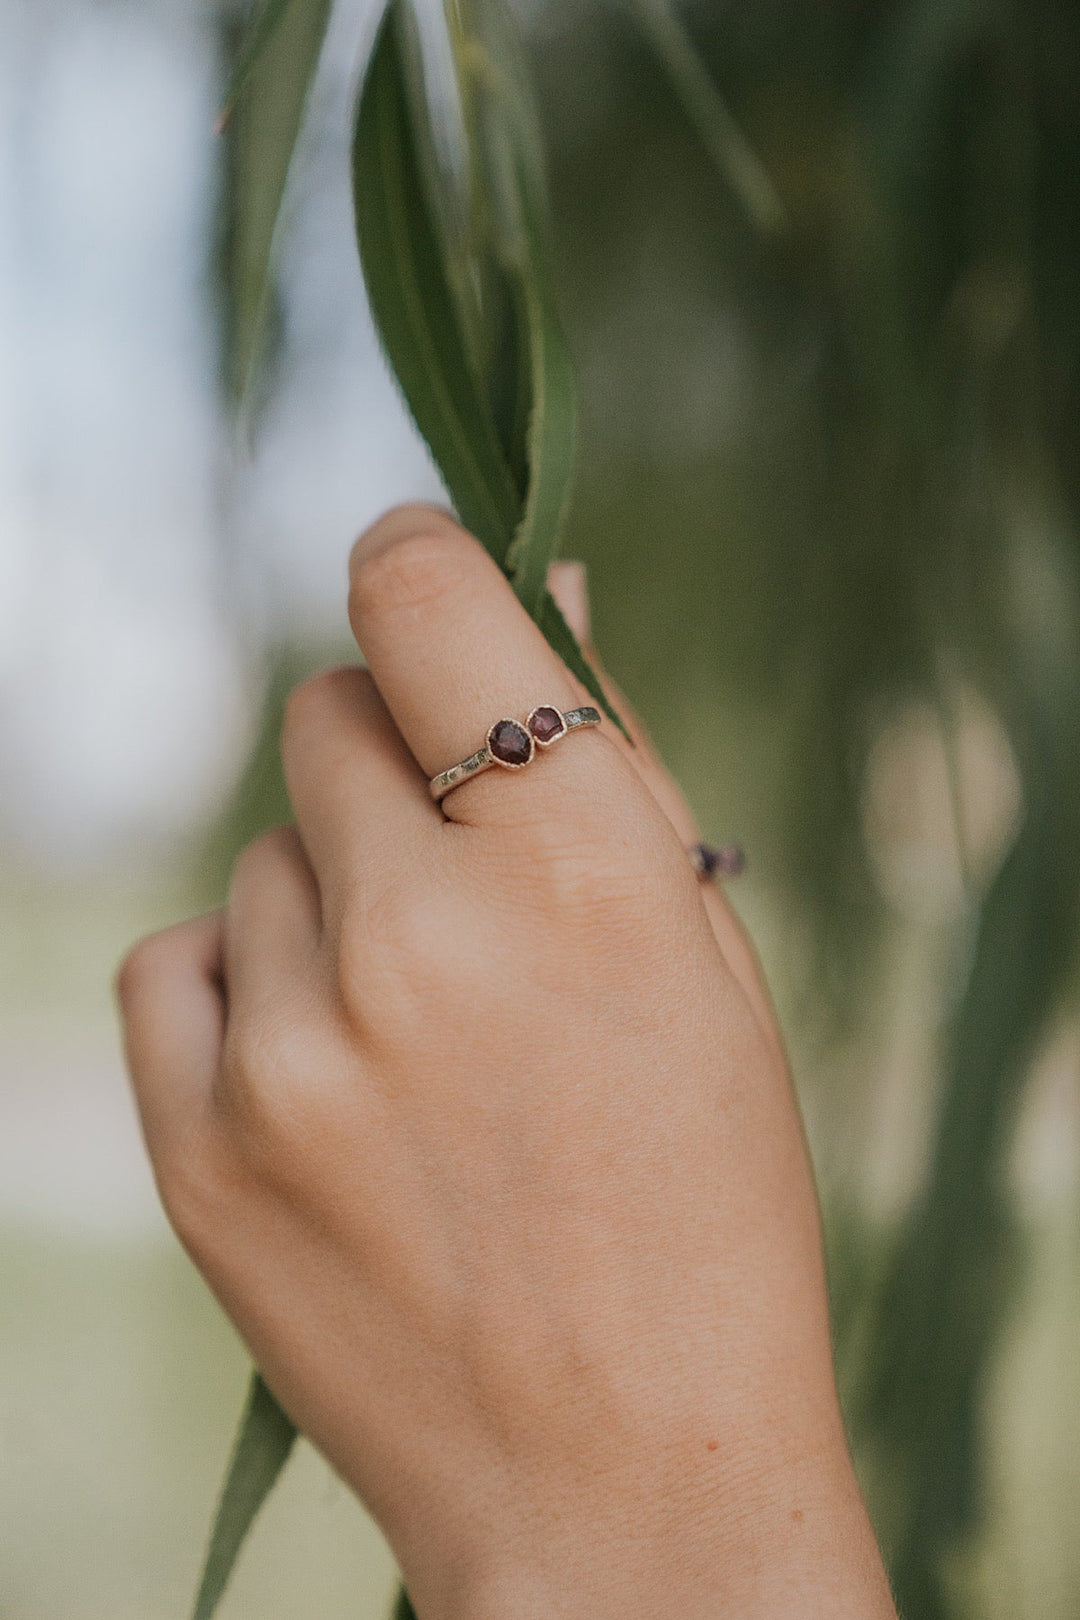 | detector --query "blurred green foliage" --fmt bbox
[532,9,1080,1615]
[205,2,1080,1616]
